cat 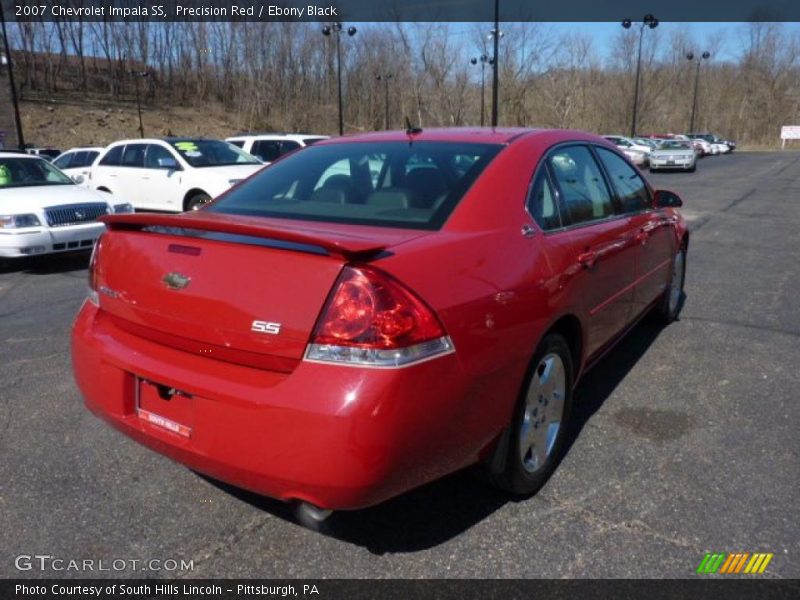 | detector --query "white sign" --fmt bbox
[780,126,800,148]
[780,126,800,139]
